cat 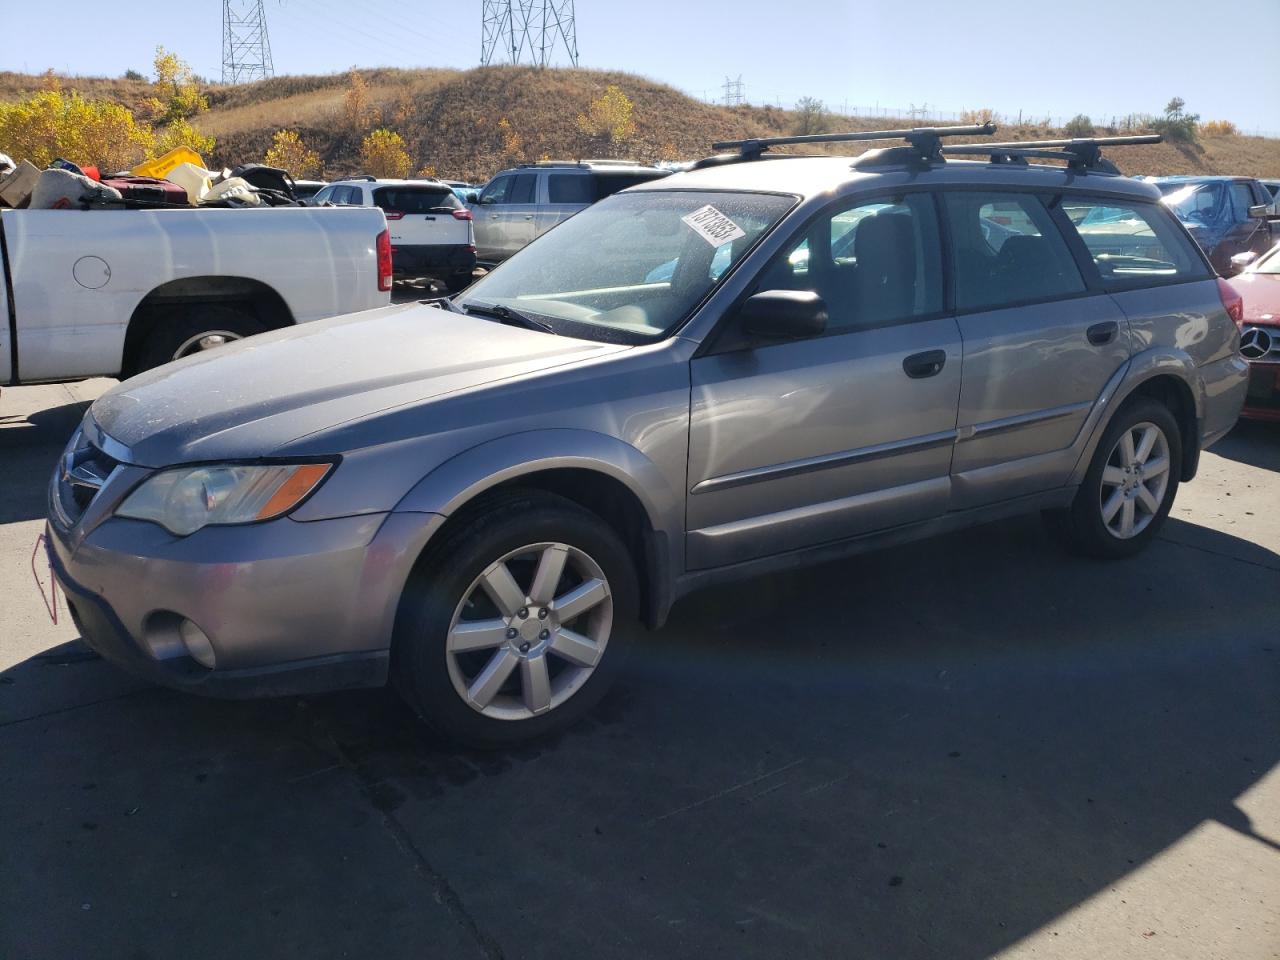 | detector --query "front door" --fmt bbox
[687,193,962,570]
